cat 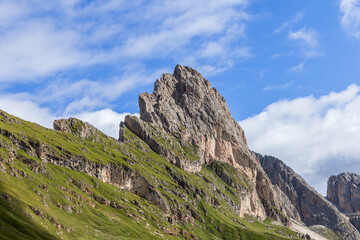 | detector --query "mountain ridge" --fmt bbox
[0,65,359,239]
